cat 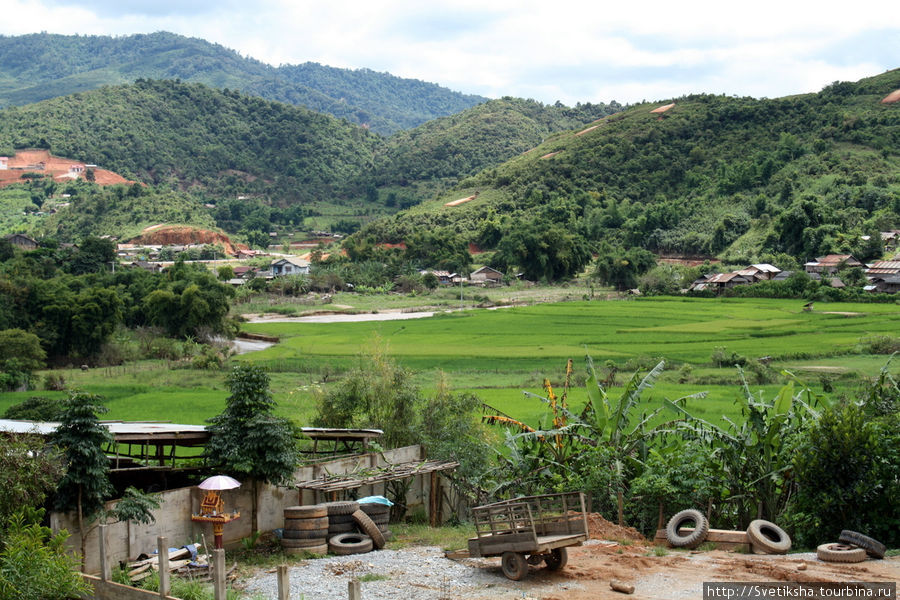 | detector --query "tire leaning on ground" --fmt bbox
[746,520,792,554]
[816,543,867,563]
[665,509,710,549]
[838,530,886,559]
[351,510,386,549]
[328,533,374,556]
